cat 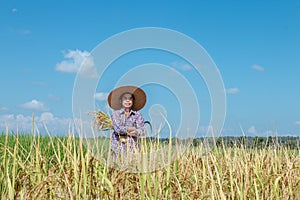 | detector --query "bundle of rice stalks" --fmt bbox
[88,110,113,131]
